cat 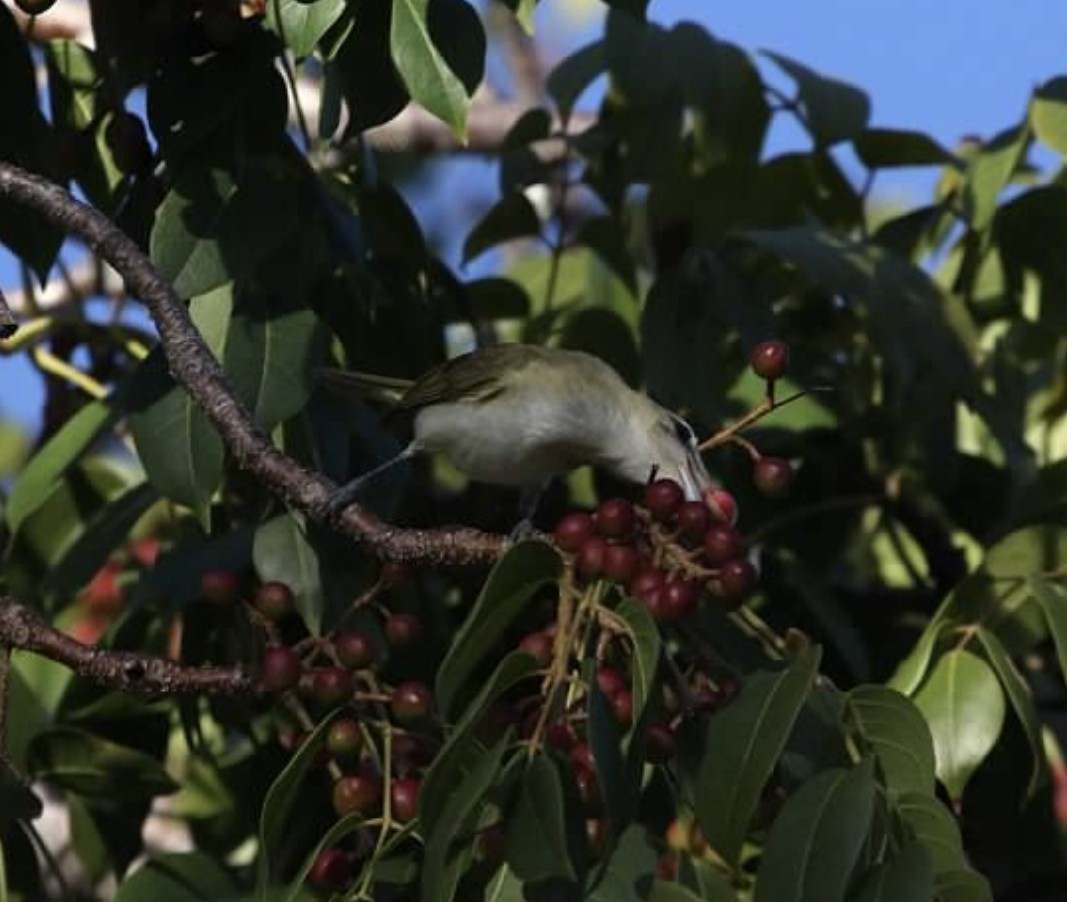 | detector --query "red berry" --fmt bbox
[611,689,634,727]
[642,586,674,623]
[716,558,758,607]
[595,499,636,538]
[703,524,745,565]
[750,340,790,381]
[308,848,351,892]
[82,561,124,615]
[577,537,608,578]
[201,569,239,605]
[554,512,596,552]
[630,567,666,601]
[571,742,595,770]
[335,629,379,670]
[327,717,362,762]
[392,734,431,774]
[261,646,301,692]
[574,765,602,814]
[391,681,433,724]
[597,666,626,697]
[518,631,554,667]
[390,777,421,823]
[332,772,382,817]
[664,578,700,619]
[548,718,578,751]
[479,823,506,864]
[753,457,796,497]
[703,488,739,526]
[380,562,410,586]
[254,581,294,620]
[312,667,355,708]
[676,501,710,538]
[645,479,684,522]
[385,613,423,649]
[646,723,677,763]
[603,544,640,584]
